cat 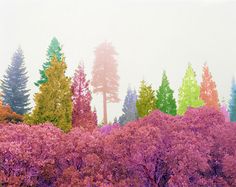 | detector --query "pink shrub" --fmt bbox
[0,107,235,186]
